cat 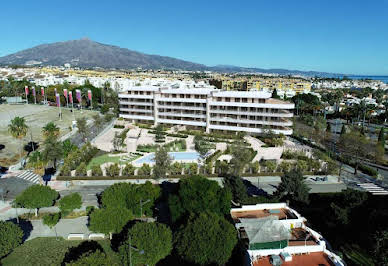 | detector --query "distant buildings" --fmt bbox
[118,83,294,135]
[231,203,345,266]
